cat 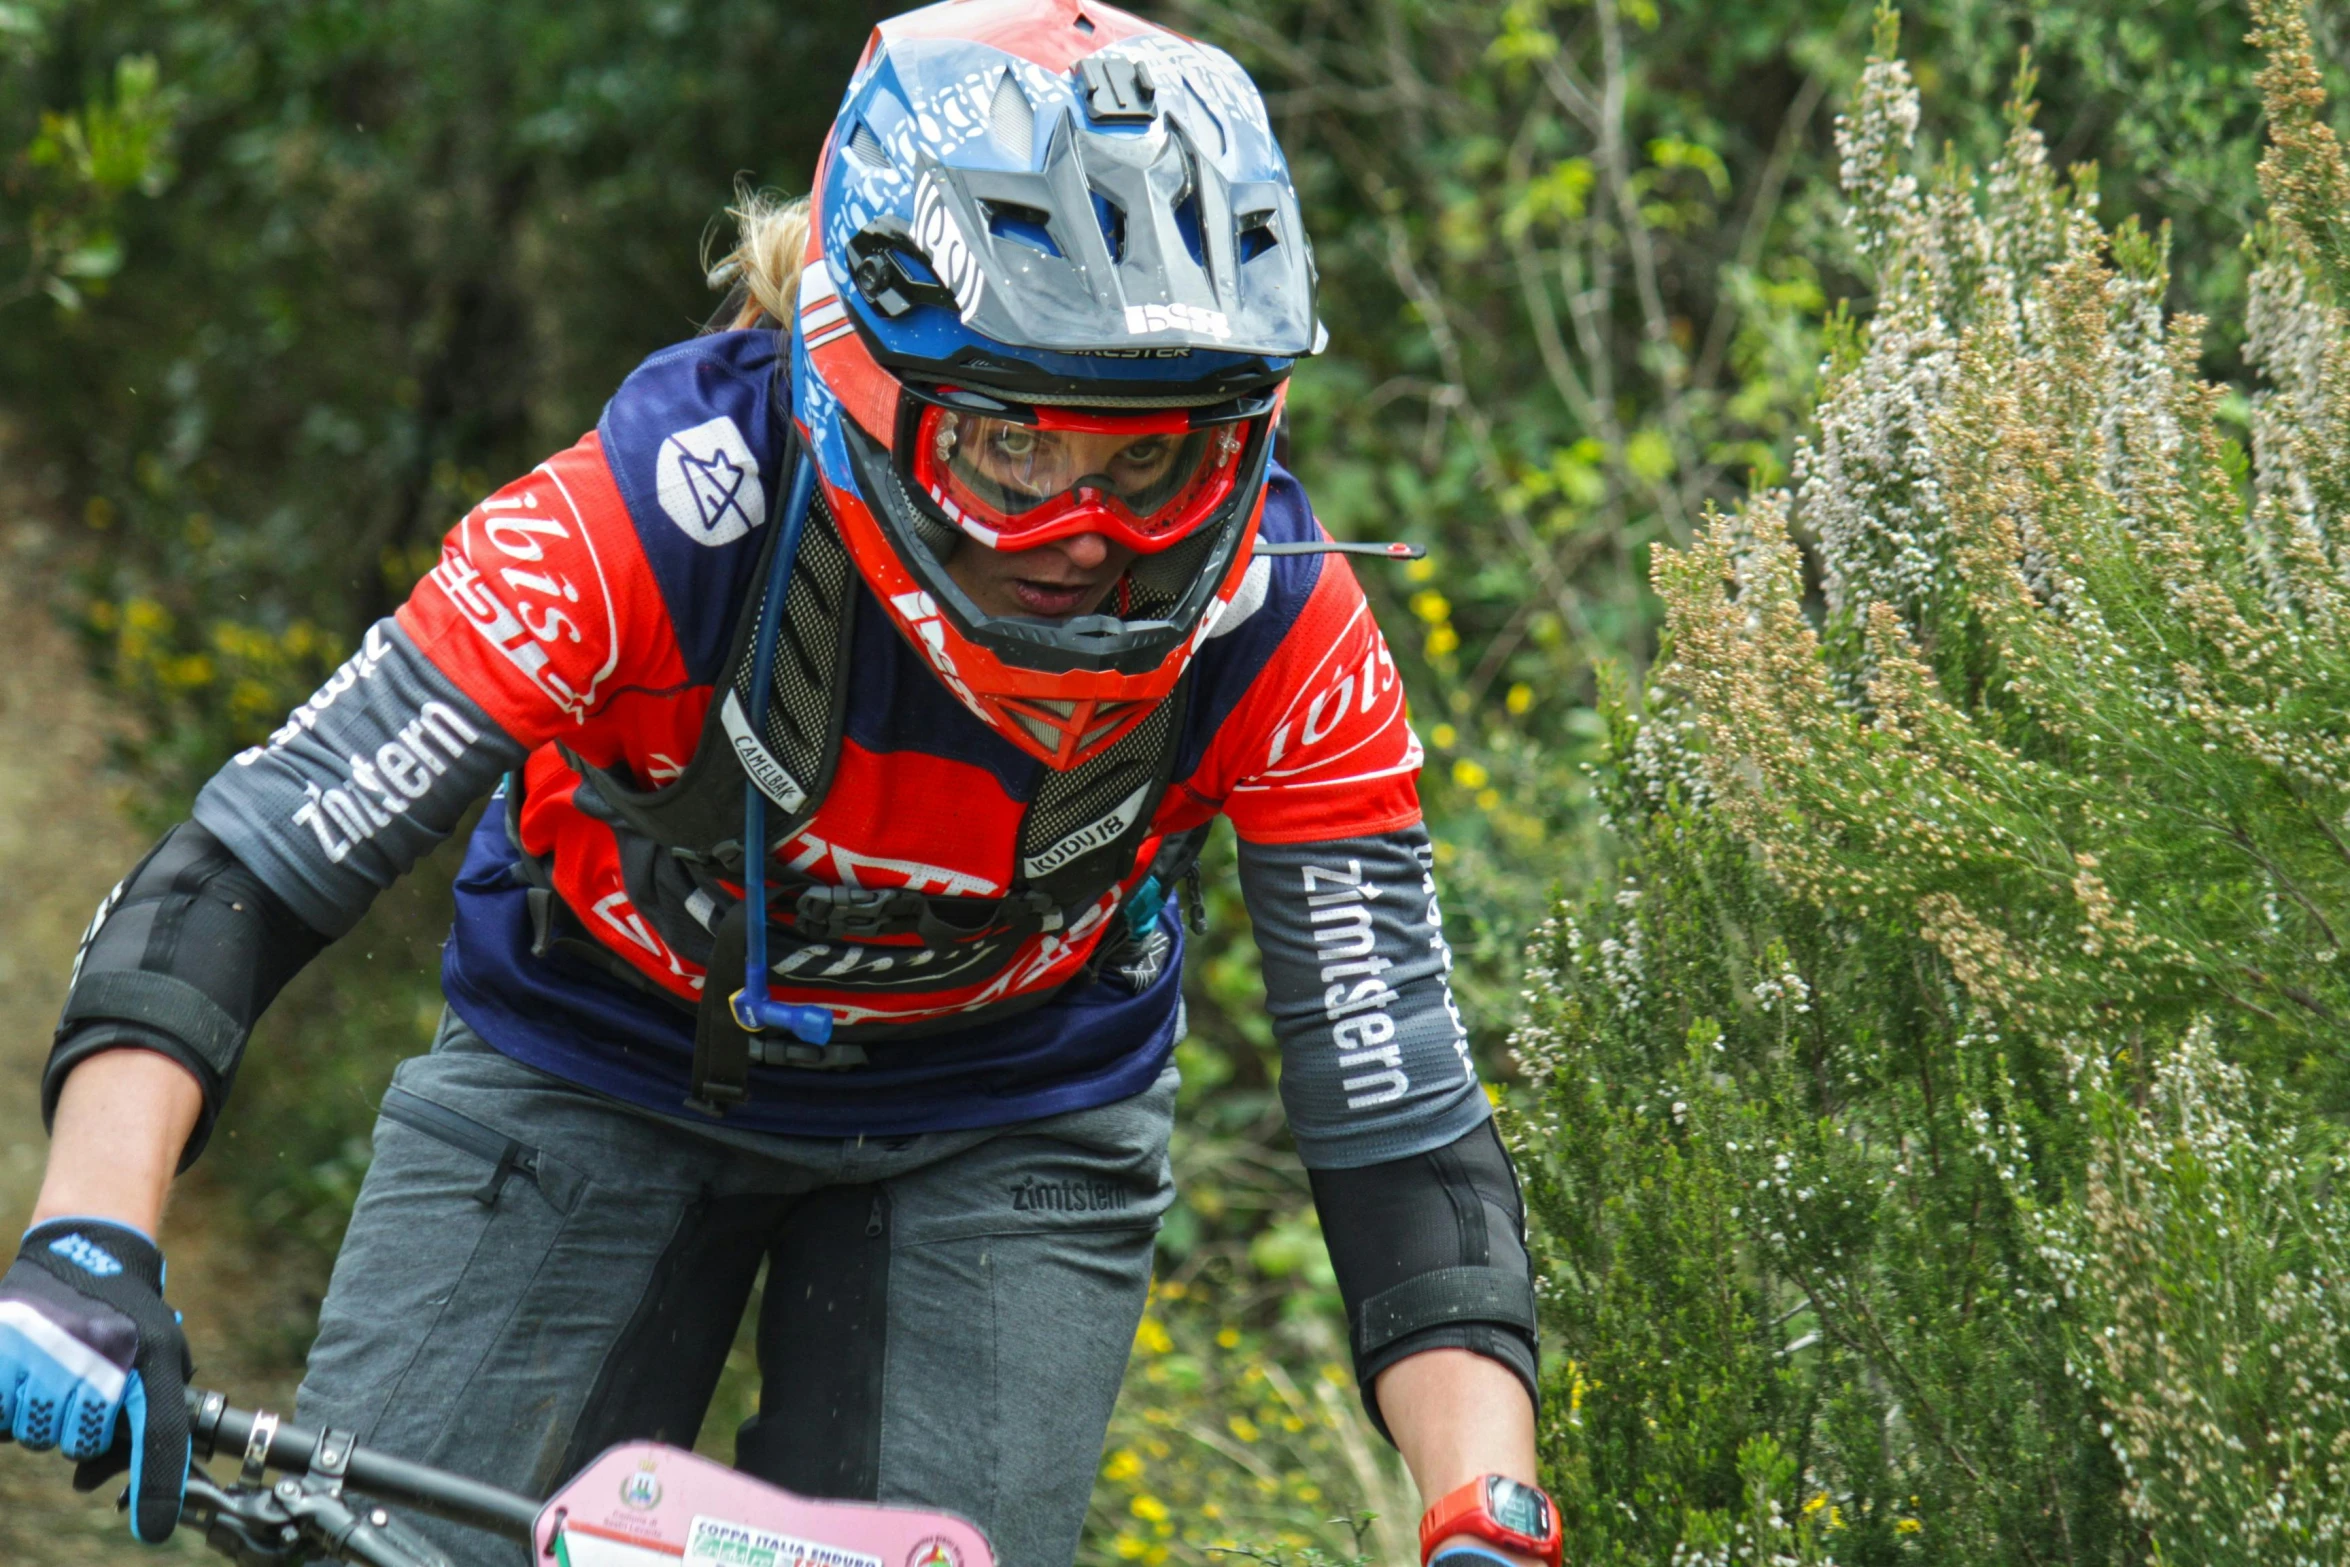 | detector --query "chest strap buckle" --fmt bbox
[794,885,928,940]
